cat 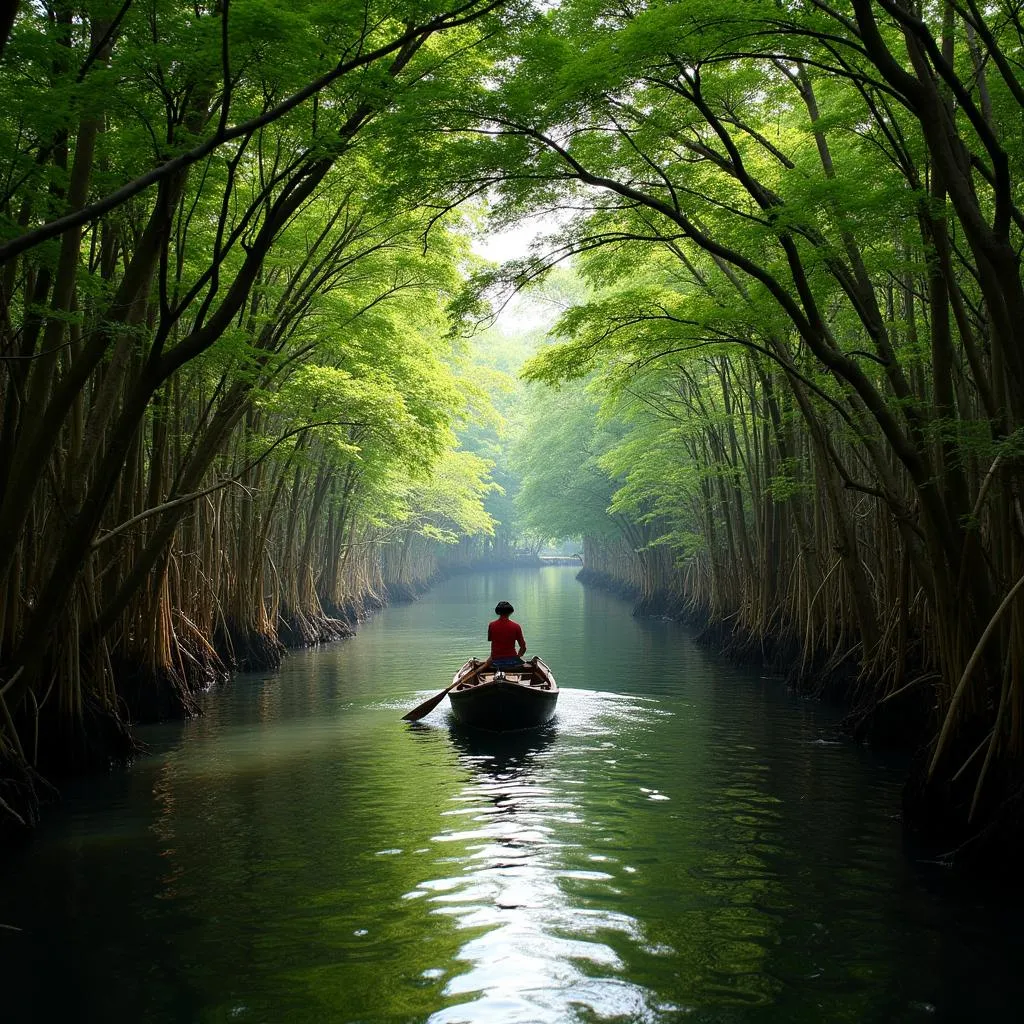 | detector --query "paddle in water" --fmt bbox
[401,683,457,722]
[401,659,482,722]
